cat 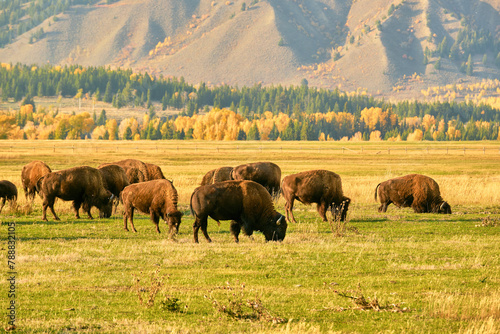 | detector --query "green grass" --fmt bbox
[1,140,499,333]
